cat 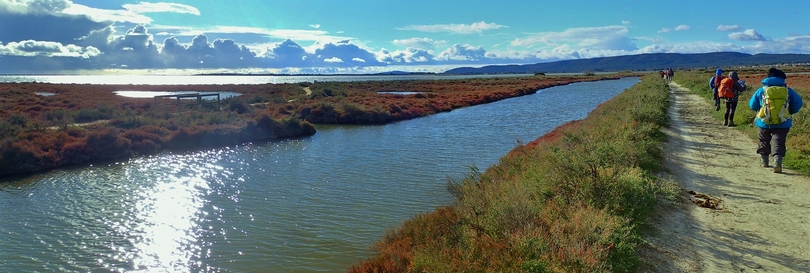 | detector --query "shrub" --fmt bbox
[352,75,670,272]
[227,98,254,114]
